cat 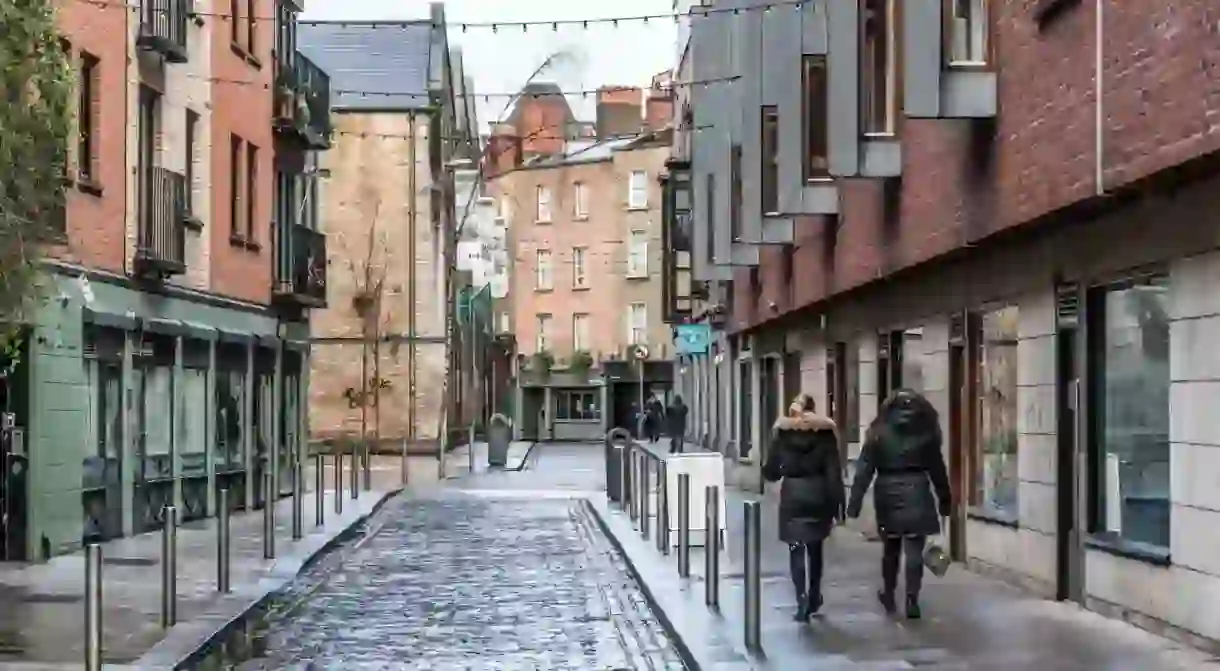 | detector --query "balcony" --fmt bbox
[273,222,327,308]
[273,51,332,150]
[134,167,186,278]
[136,0,189,64]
